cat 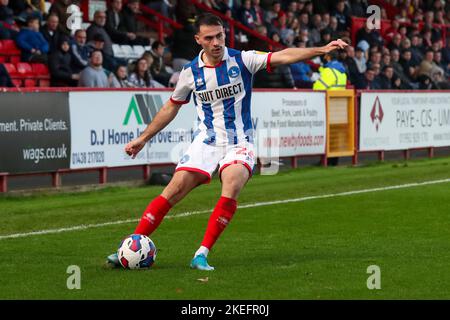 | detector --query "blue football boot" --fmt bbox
[190,254,215,271]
